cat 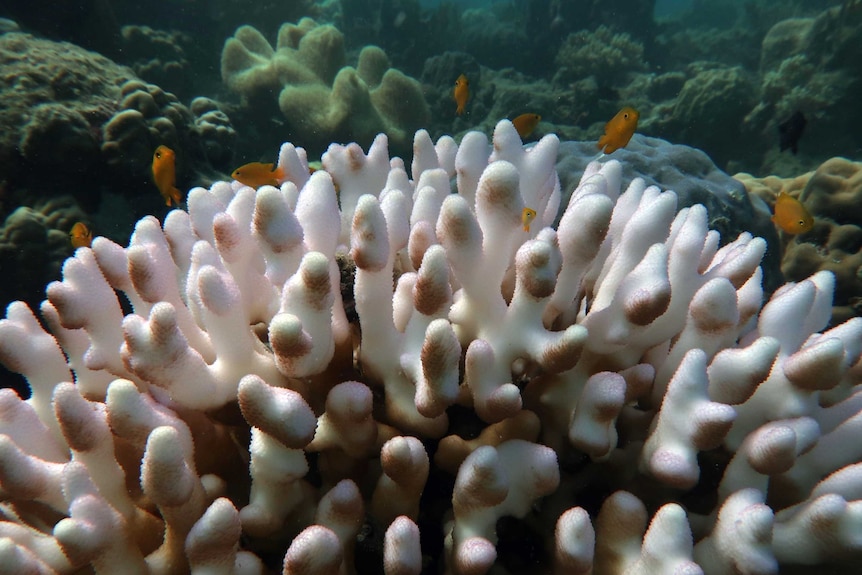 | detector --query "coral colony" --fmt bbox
[2,120,862,574]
